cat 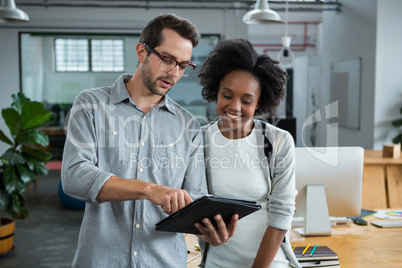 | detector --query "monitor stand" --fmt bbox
[295,184,332,236]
